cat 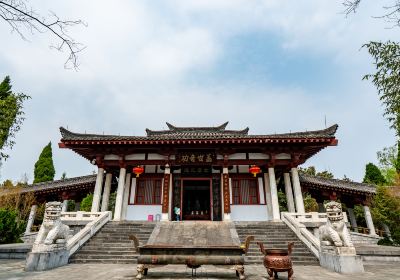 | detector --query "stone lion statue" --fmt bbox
[319,201,353,247]
[34,201,71,248]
